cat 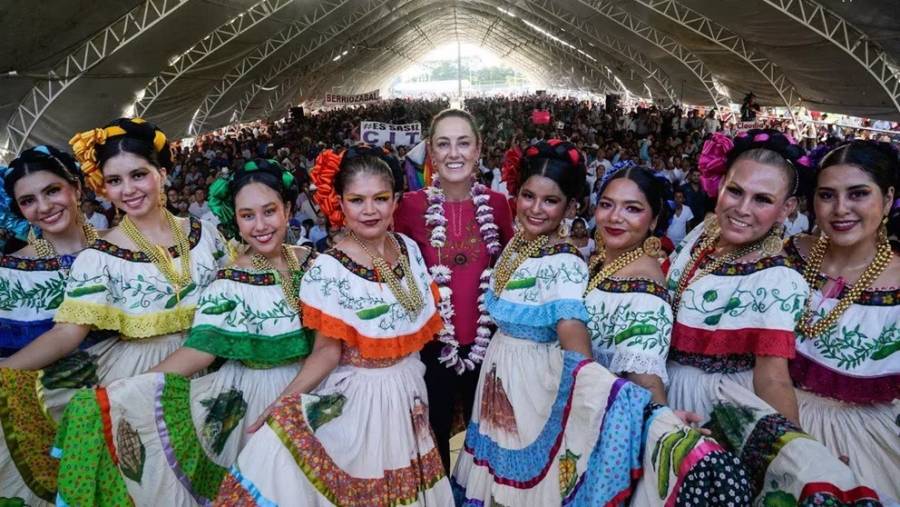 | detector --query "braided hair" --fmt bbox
[728,129,804,197]
[818,140,899,239]
[3,145,83,217]
[517,139,586,202]
[96,118,172,171]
